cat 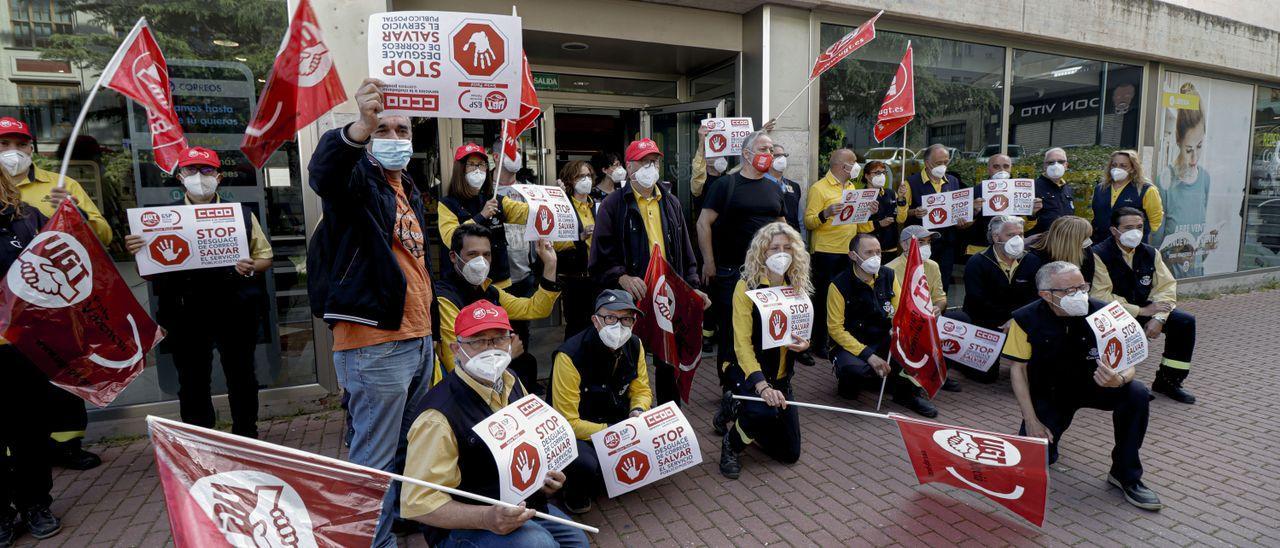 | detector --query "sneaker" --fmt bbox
[564,493,592,515]
[941,377,962,392]
[1107,475,1163,511]
[22,506,61,540]
[711,390,736,436]
[718,435,741,479]
[893,389,938,418]
[796,351,815,367]
[51,445,101,471]
[0,511,15,548]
